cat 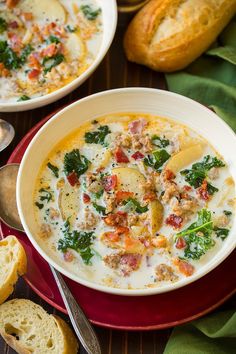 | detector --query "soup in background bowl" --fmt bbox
[17,88,236,296]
